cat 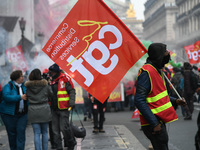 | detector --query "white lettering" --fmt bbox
[67,24,123,87]
[67,55,94,86]
[46,23,69,52]
[82,40,118,75]
[99,25,122,50]
[188,50,200,61]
